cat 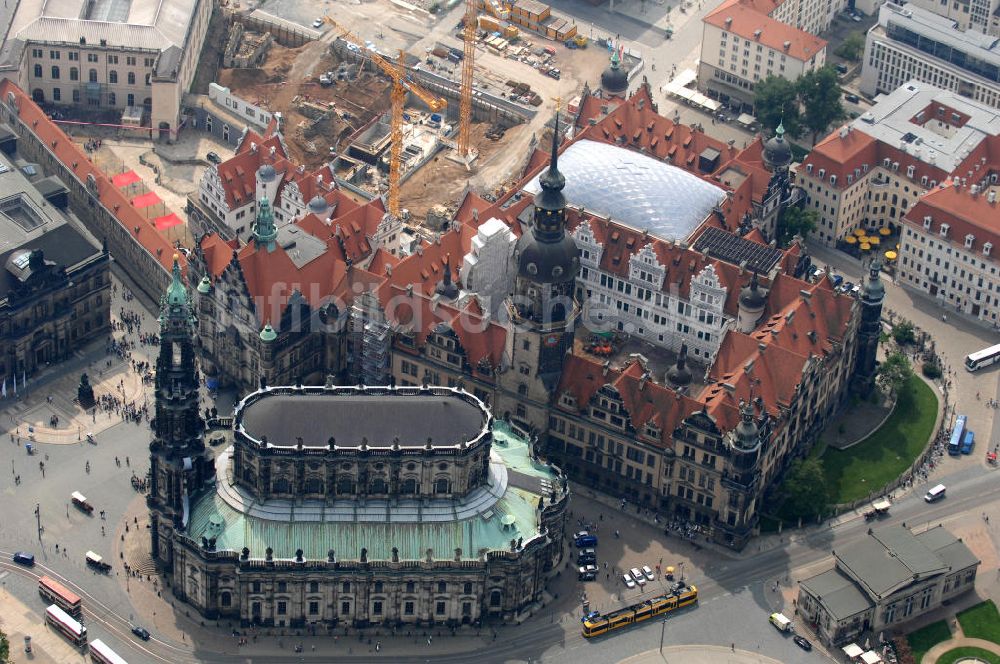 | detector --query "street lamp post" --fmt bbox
[659,617,667,653]
[34,503,41,540]
[679,562,685,582]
